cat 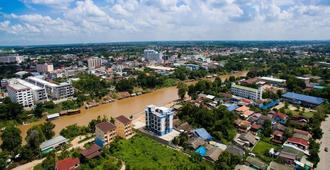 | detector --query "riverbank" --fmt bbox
[316,116,330,170]
[17,71,247,143]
